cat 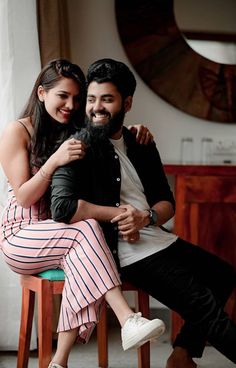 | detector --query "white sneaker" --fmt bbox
[48,363,66,368]
[121,312,165,351]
